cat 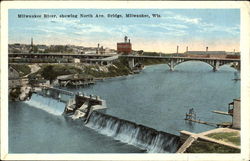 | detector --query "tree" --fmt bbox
[41,65,57,84]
